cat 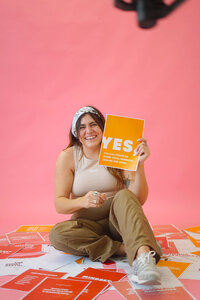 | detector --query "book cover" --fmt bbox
[99,115,144,171]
